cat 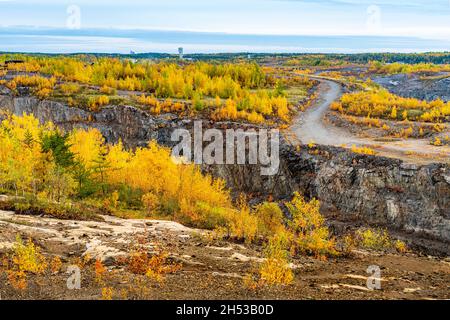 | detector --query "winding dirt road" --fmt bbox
[286,78,450,164]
